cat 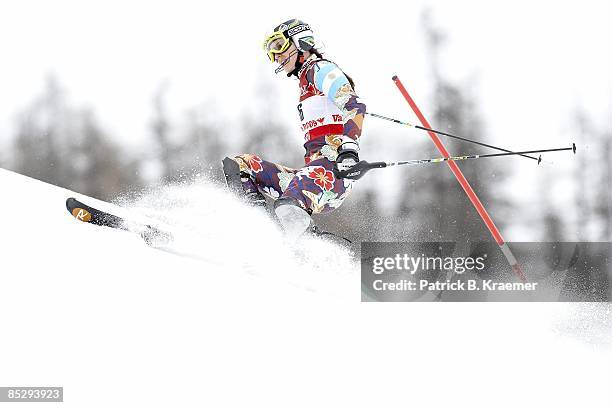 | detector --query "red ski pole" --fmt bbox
[392,75,526,282]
